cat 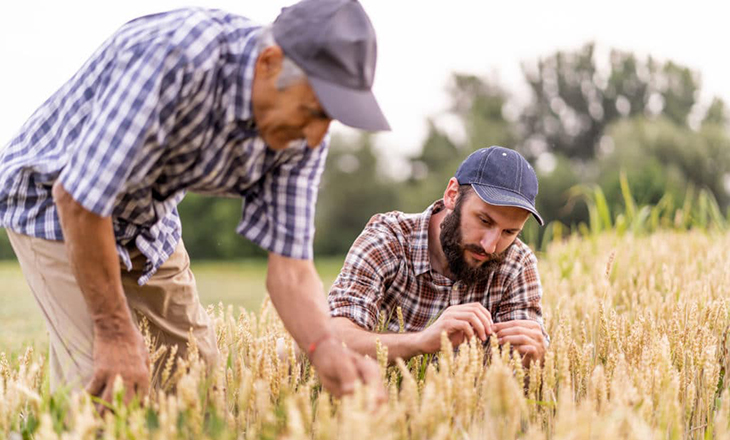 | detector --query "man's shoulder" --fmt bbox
[501,238,538,271]
[339,209,425,280]
[352,209,422,256]
[175,8,259,36]
[123,8,255,31]
[117,8,259,59]
[363,210,420,241]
